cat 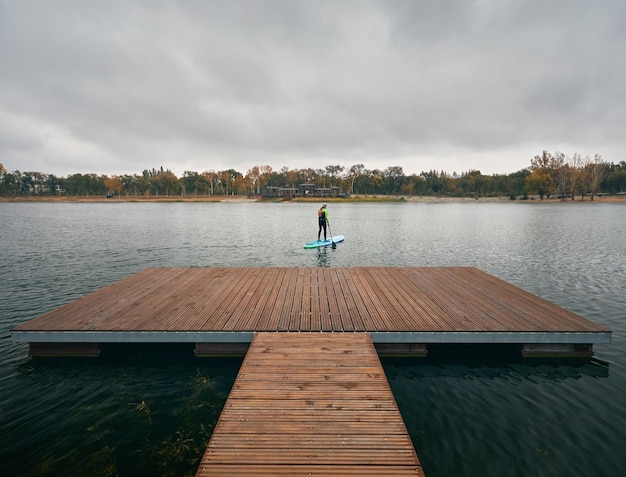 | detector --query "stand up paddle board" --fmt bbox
[304,235,345,249]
